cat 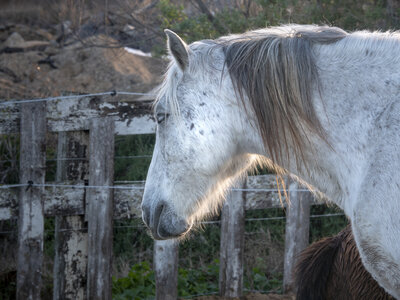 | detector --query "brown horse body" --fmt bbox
[295,225,394,300]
